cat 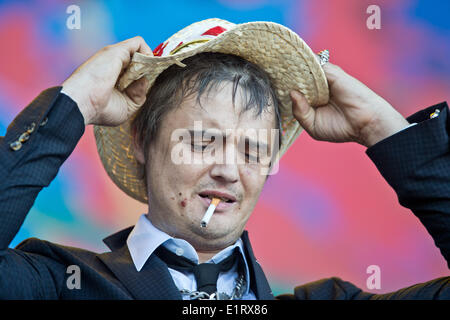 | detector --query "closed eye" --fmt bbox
[245,153,259,163]
[191,143,209,152]
[190,135,217,152]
